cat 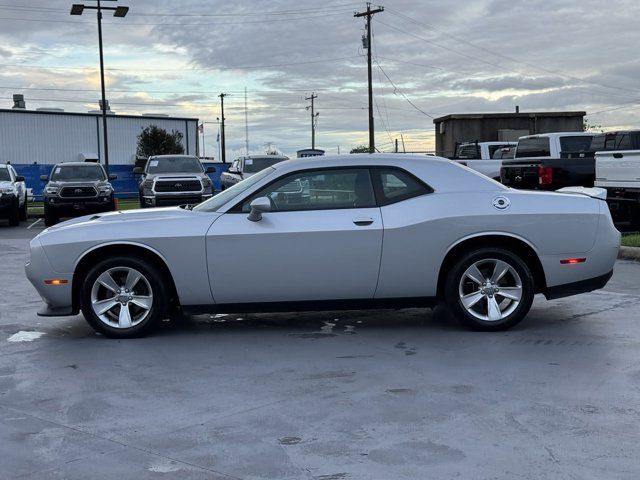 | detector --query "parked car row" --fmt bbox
[452,131,640,228]
[0,163,27,226]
